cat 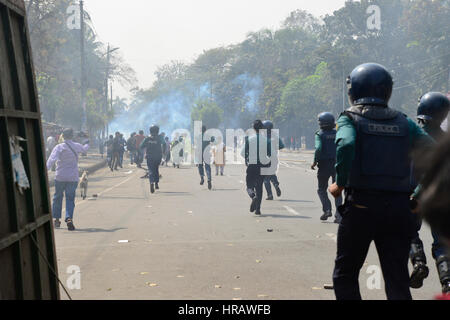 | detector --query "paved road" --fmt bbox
[51,151,439,300]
